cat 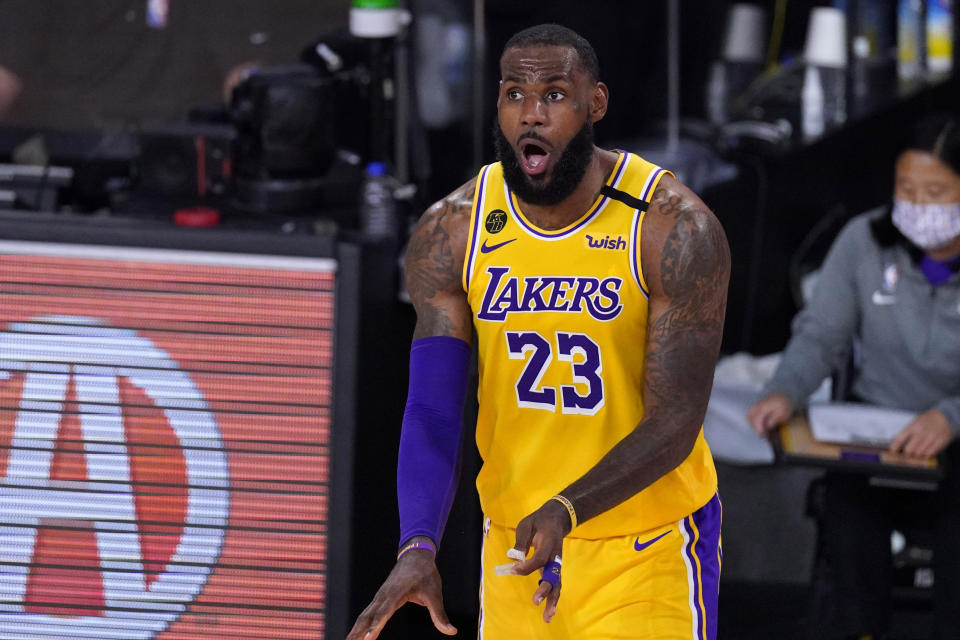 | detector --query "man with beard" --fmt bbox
[347,24,729,640]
